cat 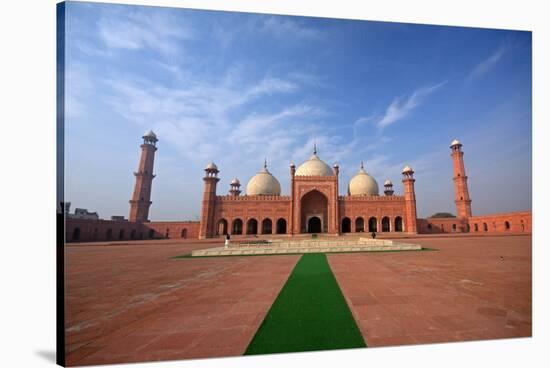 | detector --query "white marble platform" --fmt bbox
[191,238,422,257]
